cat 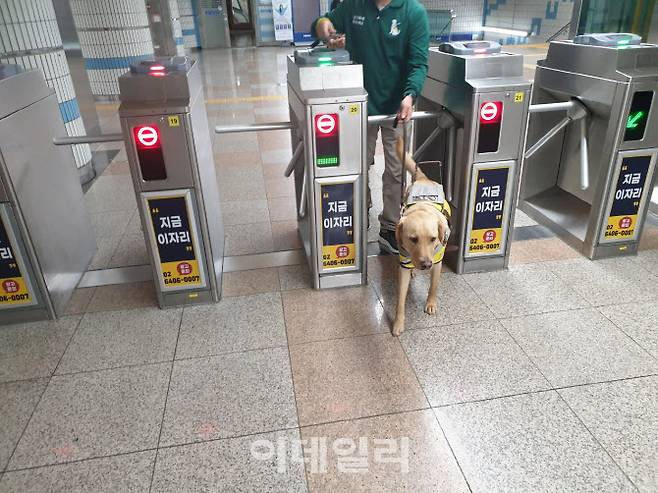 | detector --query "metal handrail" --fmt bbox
[367,110,441,125]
